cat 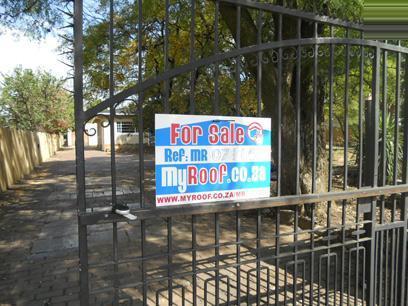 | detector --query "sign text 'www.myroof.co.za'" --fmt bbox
[155,114,271,206]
